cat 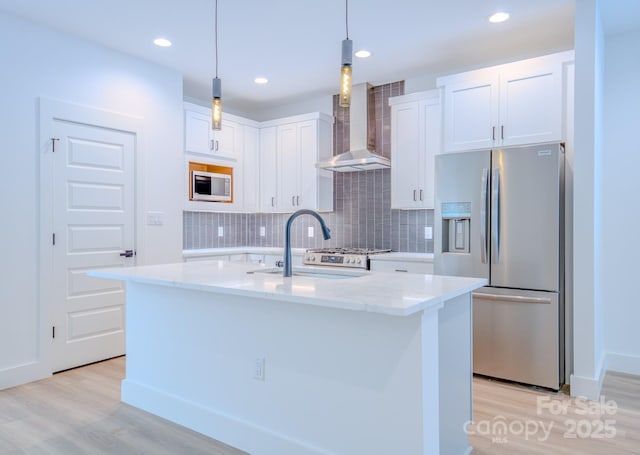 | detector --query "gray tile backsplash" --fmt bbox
[183,81,434,253]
